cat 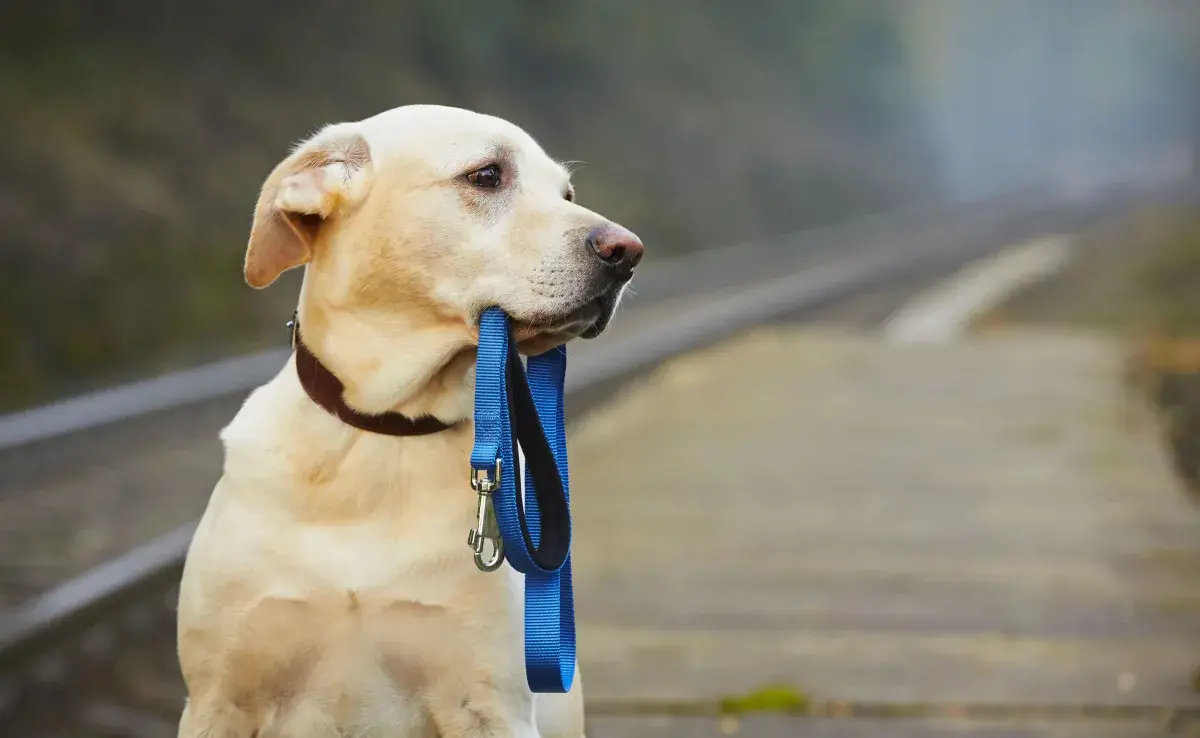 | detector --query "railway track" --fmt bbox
[0,184,1171,736]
